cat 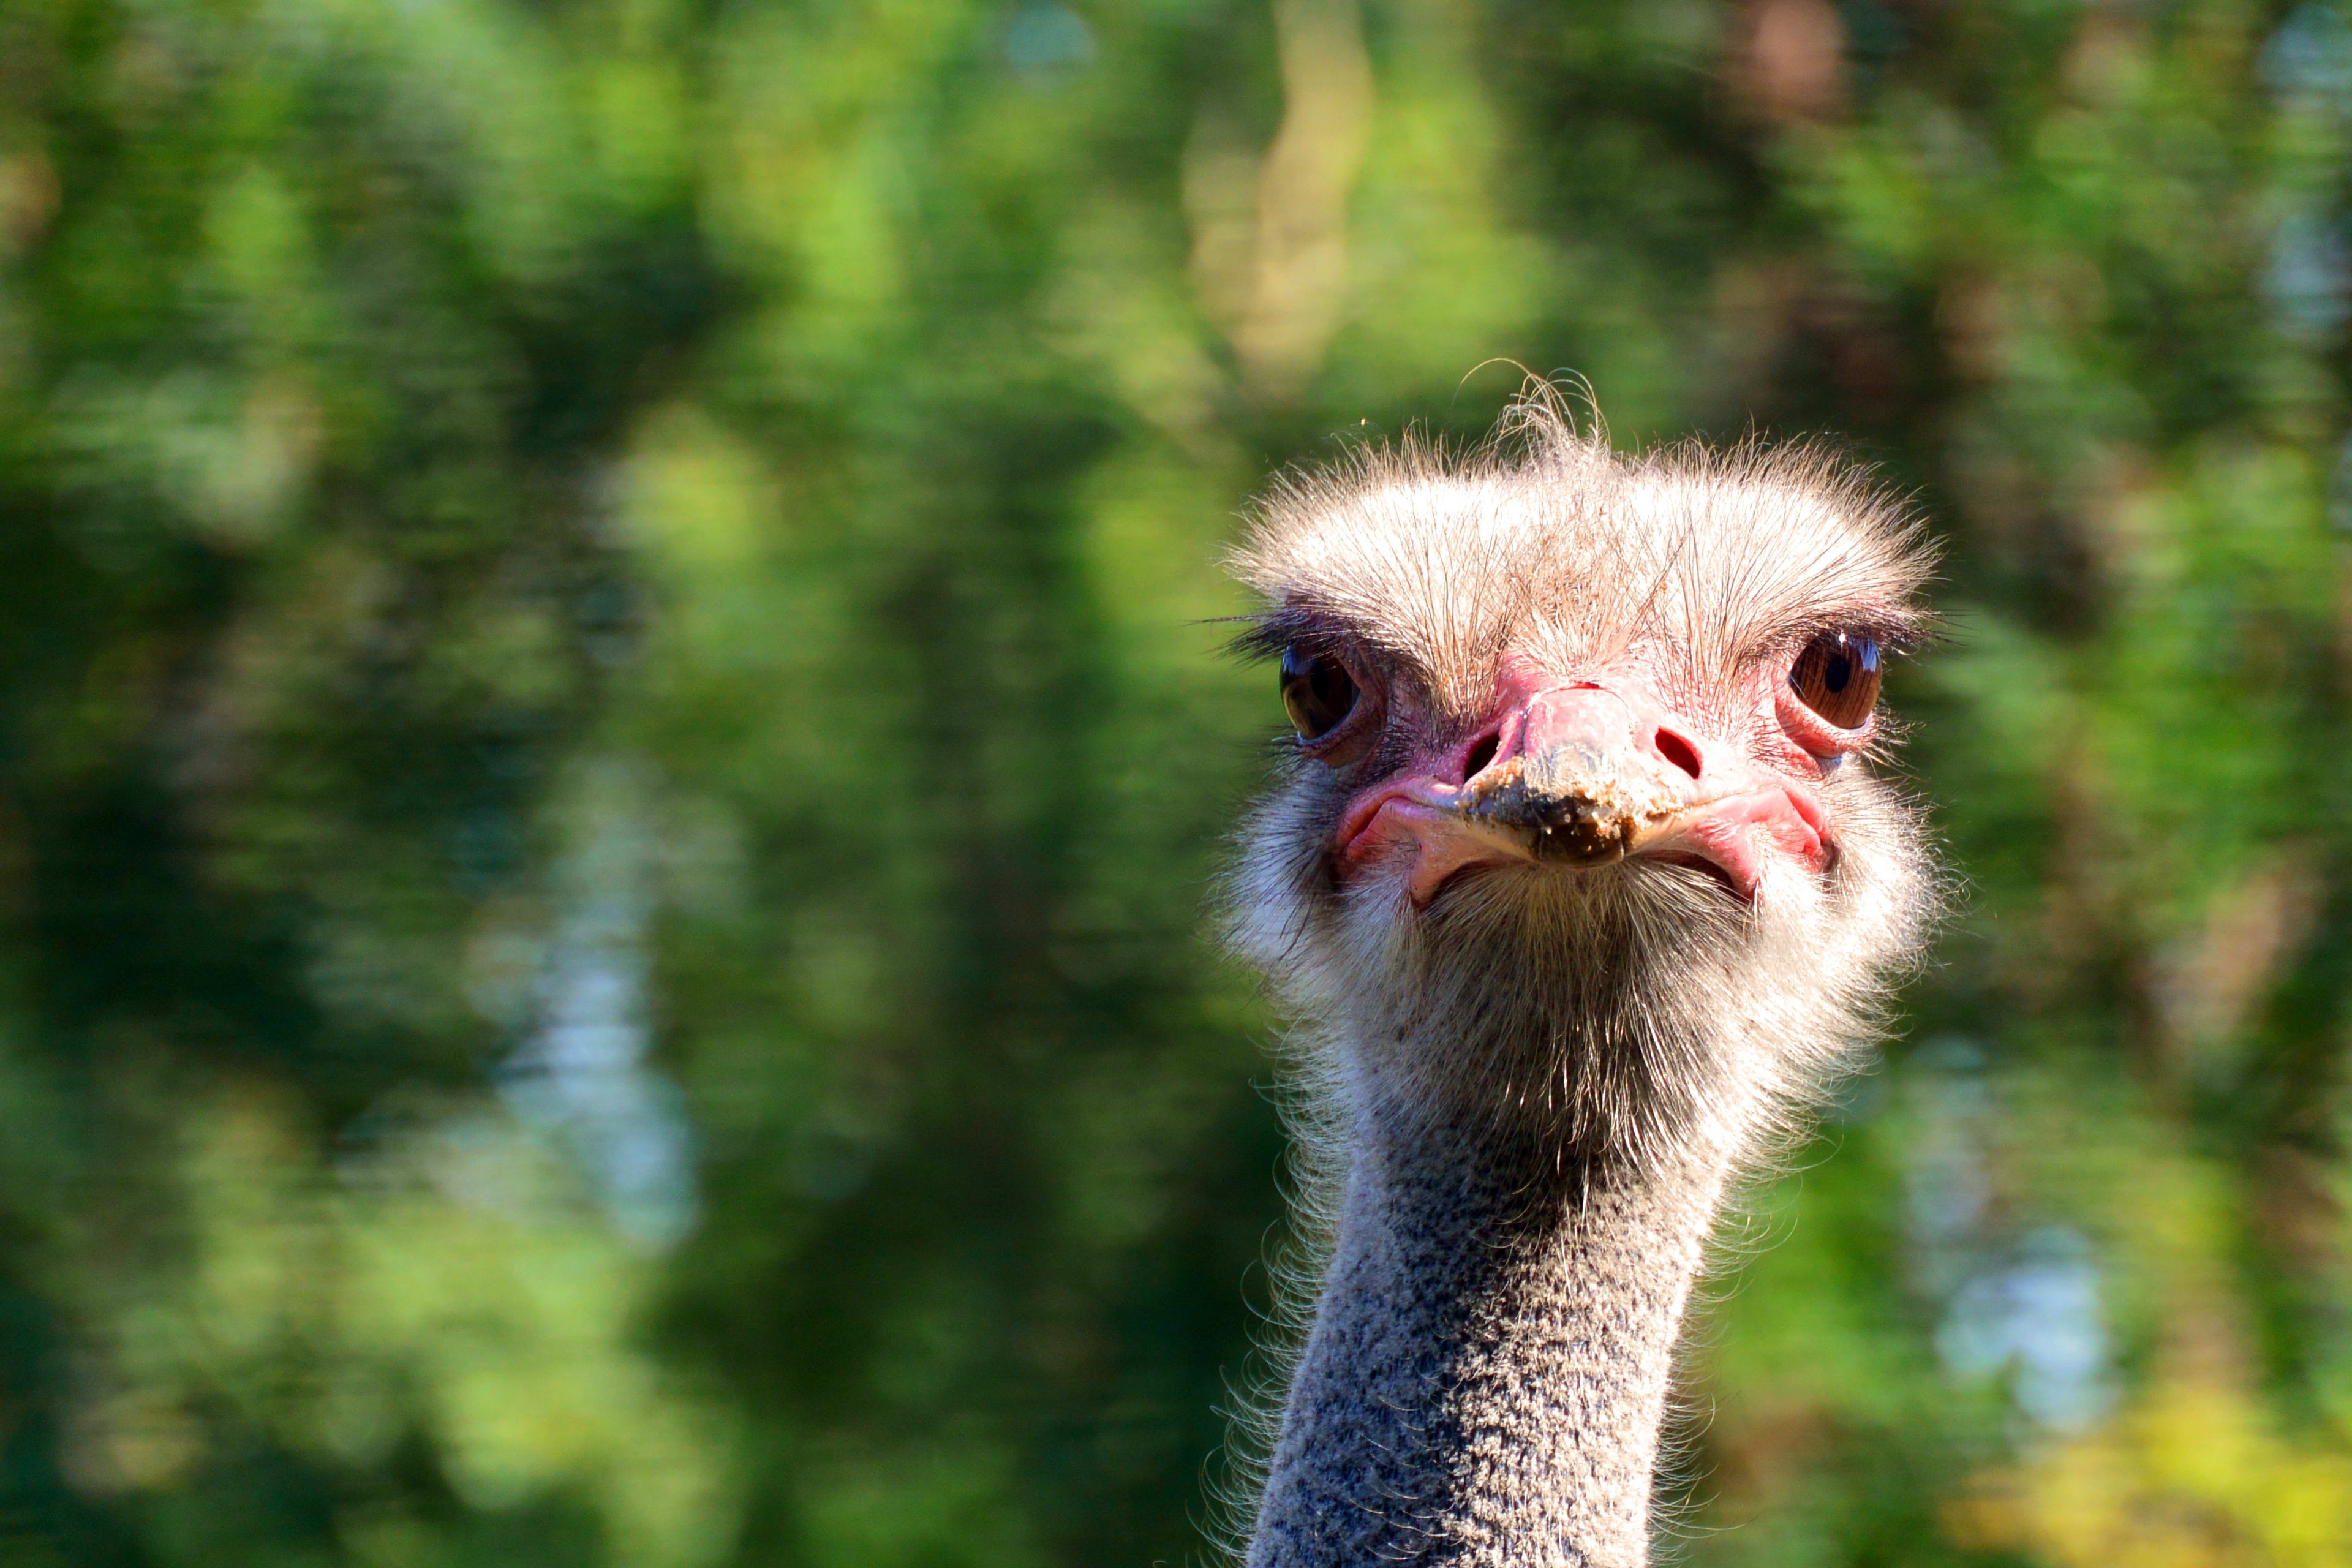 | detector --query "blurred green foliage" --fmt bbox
[1,0,2350,1563]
